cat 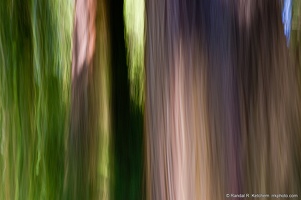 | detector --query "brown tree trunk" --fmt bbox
[68,0,110,199]
[145,0,301,199]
